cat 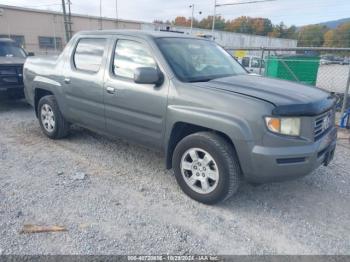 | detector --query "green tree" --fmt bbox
[336,22,350,47]
[197,16,226,30]
[297,25,328,47]
[323,29,336,47]
[251,18,273,35]
[225,16,253,34]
